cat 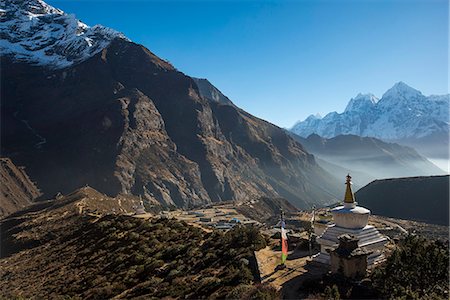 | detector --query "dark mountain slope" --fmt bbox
[355,175,449,226]
[0,158,41,218]
[1,51,209,208]
[2,39,341,209]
